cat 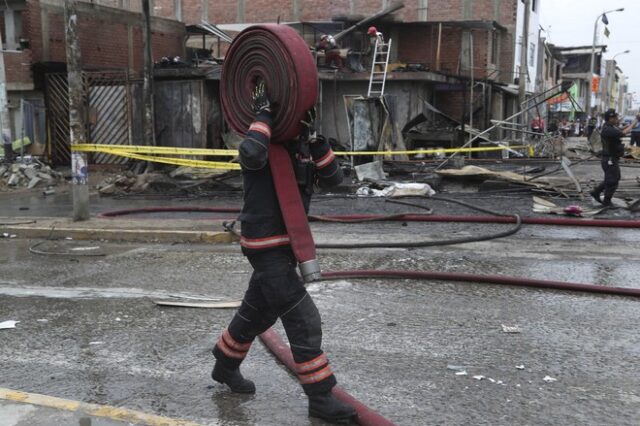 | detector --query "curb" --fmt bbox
[0,218,238,244]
